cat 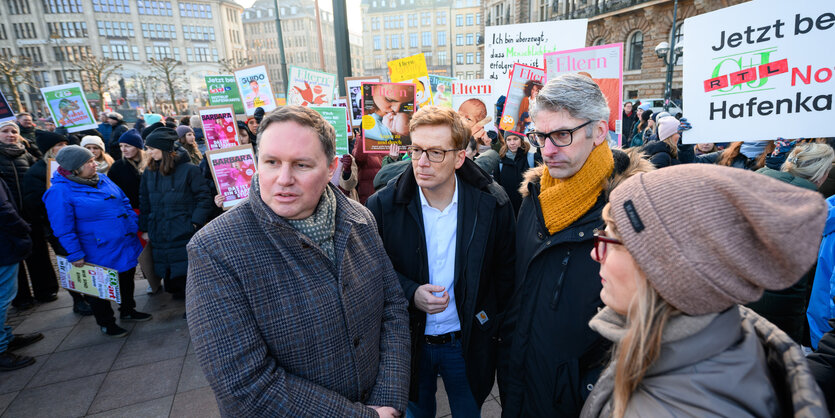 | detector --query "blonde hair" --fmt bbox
[781,143,834,184]
[409,105,470,150]
[602,203,680,418]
